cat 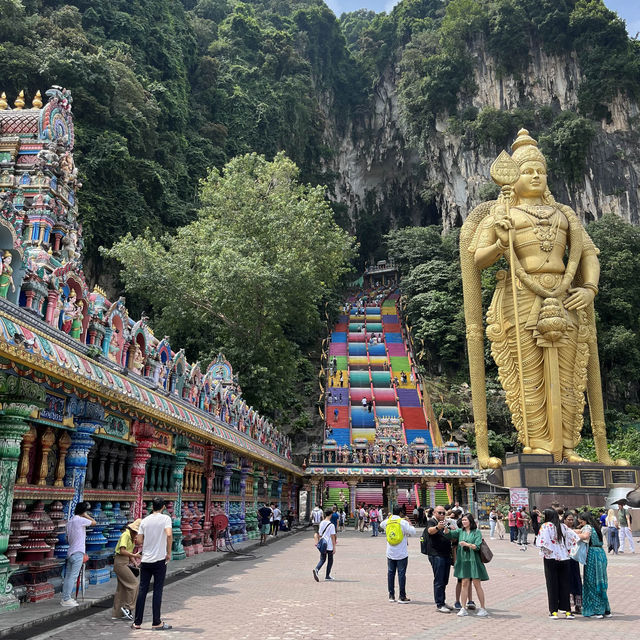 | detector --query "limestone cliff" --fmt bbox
[325,38,640,241]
